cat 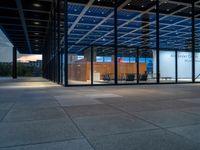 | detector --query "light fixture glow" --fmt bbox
[33,3,41,7]
[34,22,40,25]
